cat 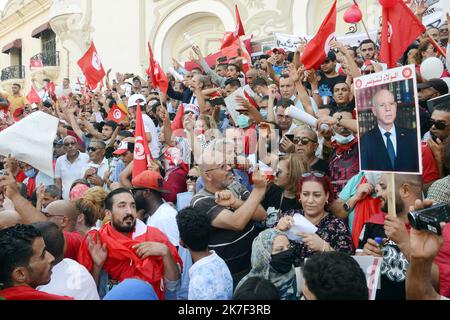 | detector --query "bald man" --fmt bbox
[45,200,80,233]
[0,210,22,229]
[360,89,419,172]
